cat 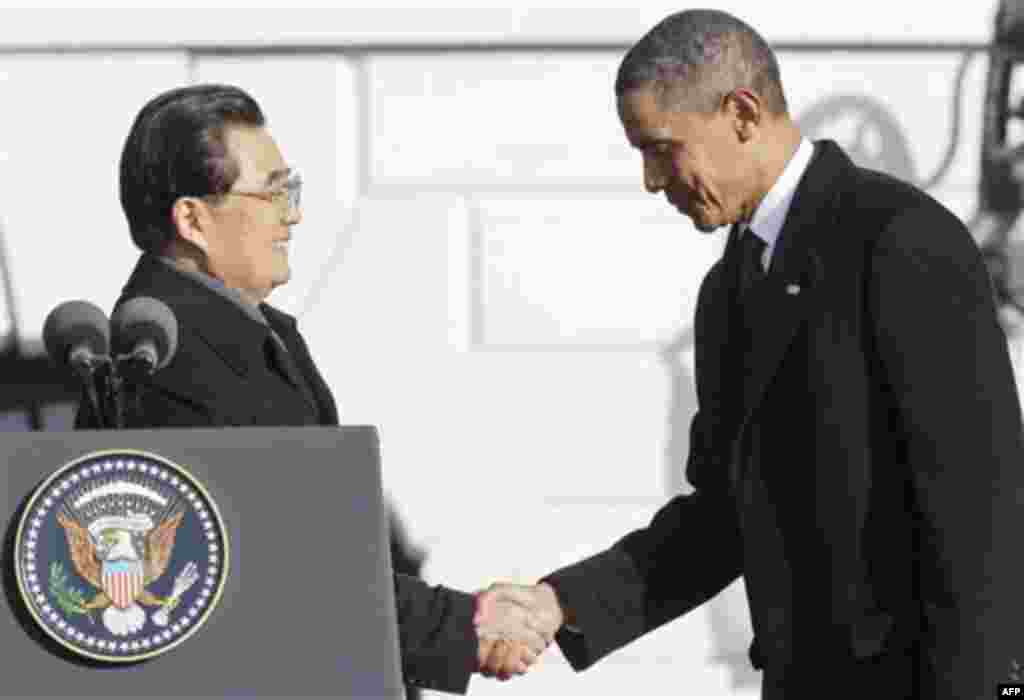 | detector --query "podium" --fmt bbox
[0,426,404,699]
